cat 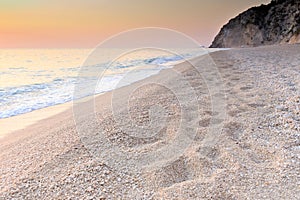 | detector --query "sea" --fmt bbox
[0,48,215,119]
